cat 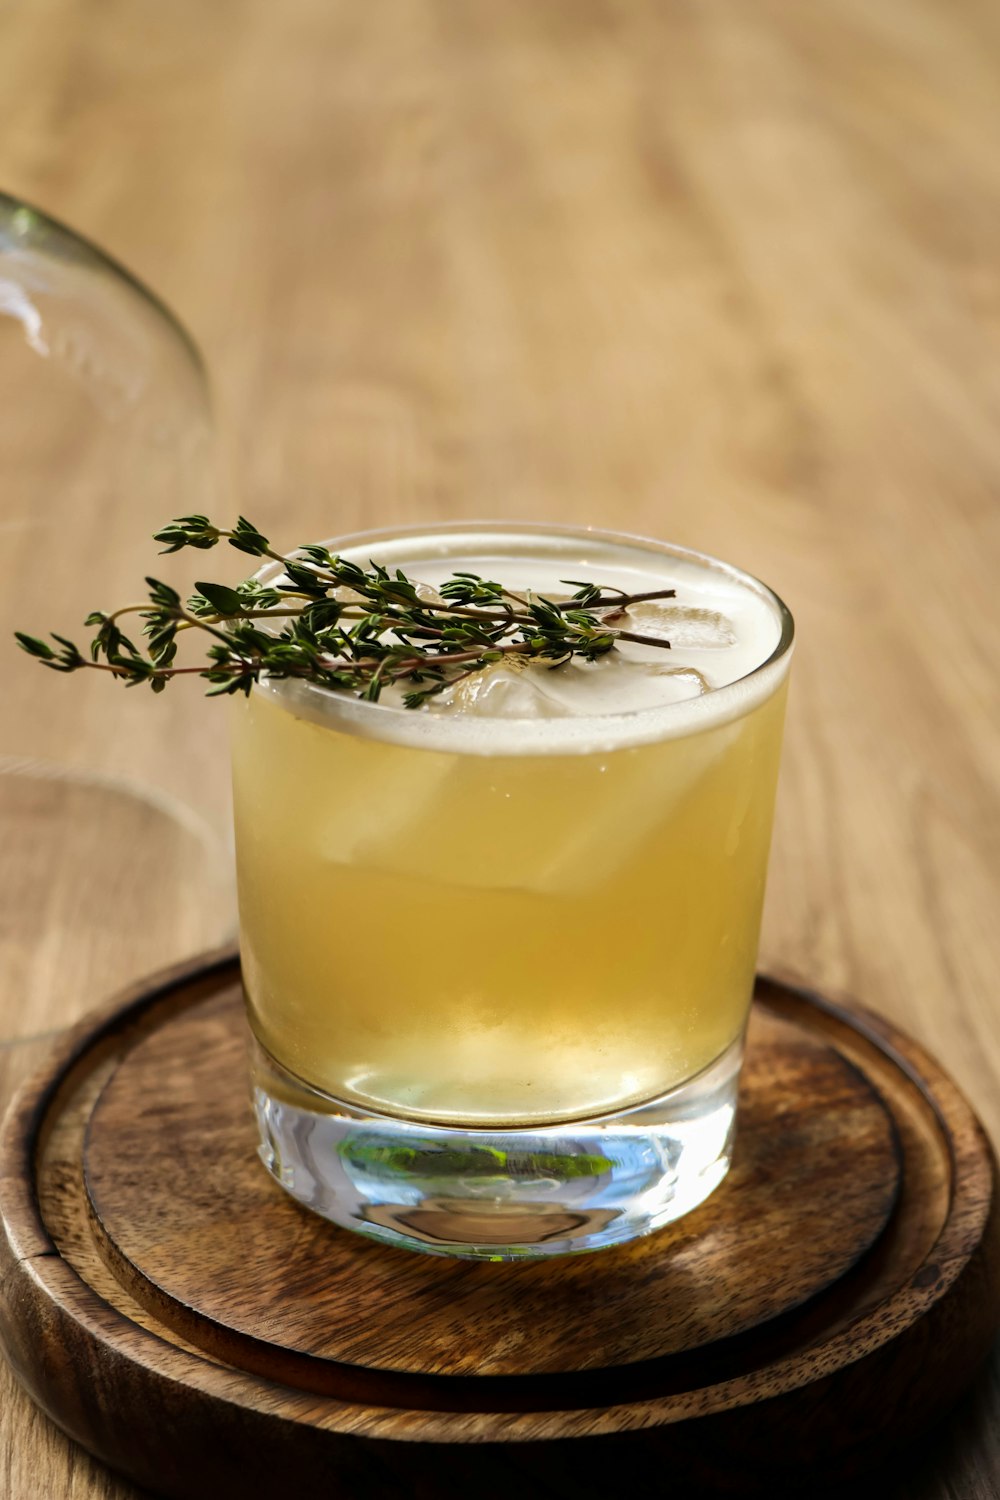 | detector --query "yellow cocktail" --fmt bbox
[232,525,792,1255]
